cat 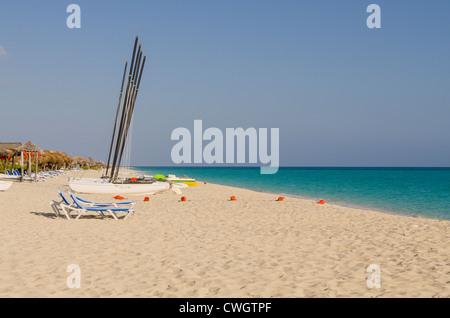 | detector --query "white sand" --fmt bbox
[0,169,448,297]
